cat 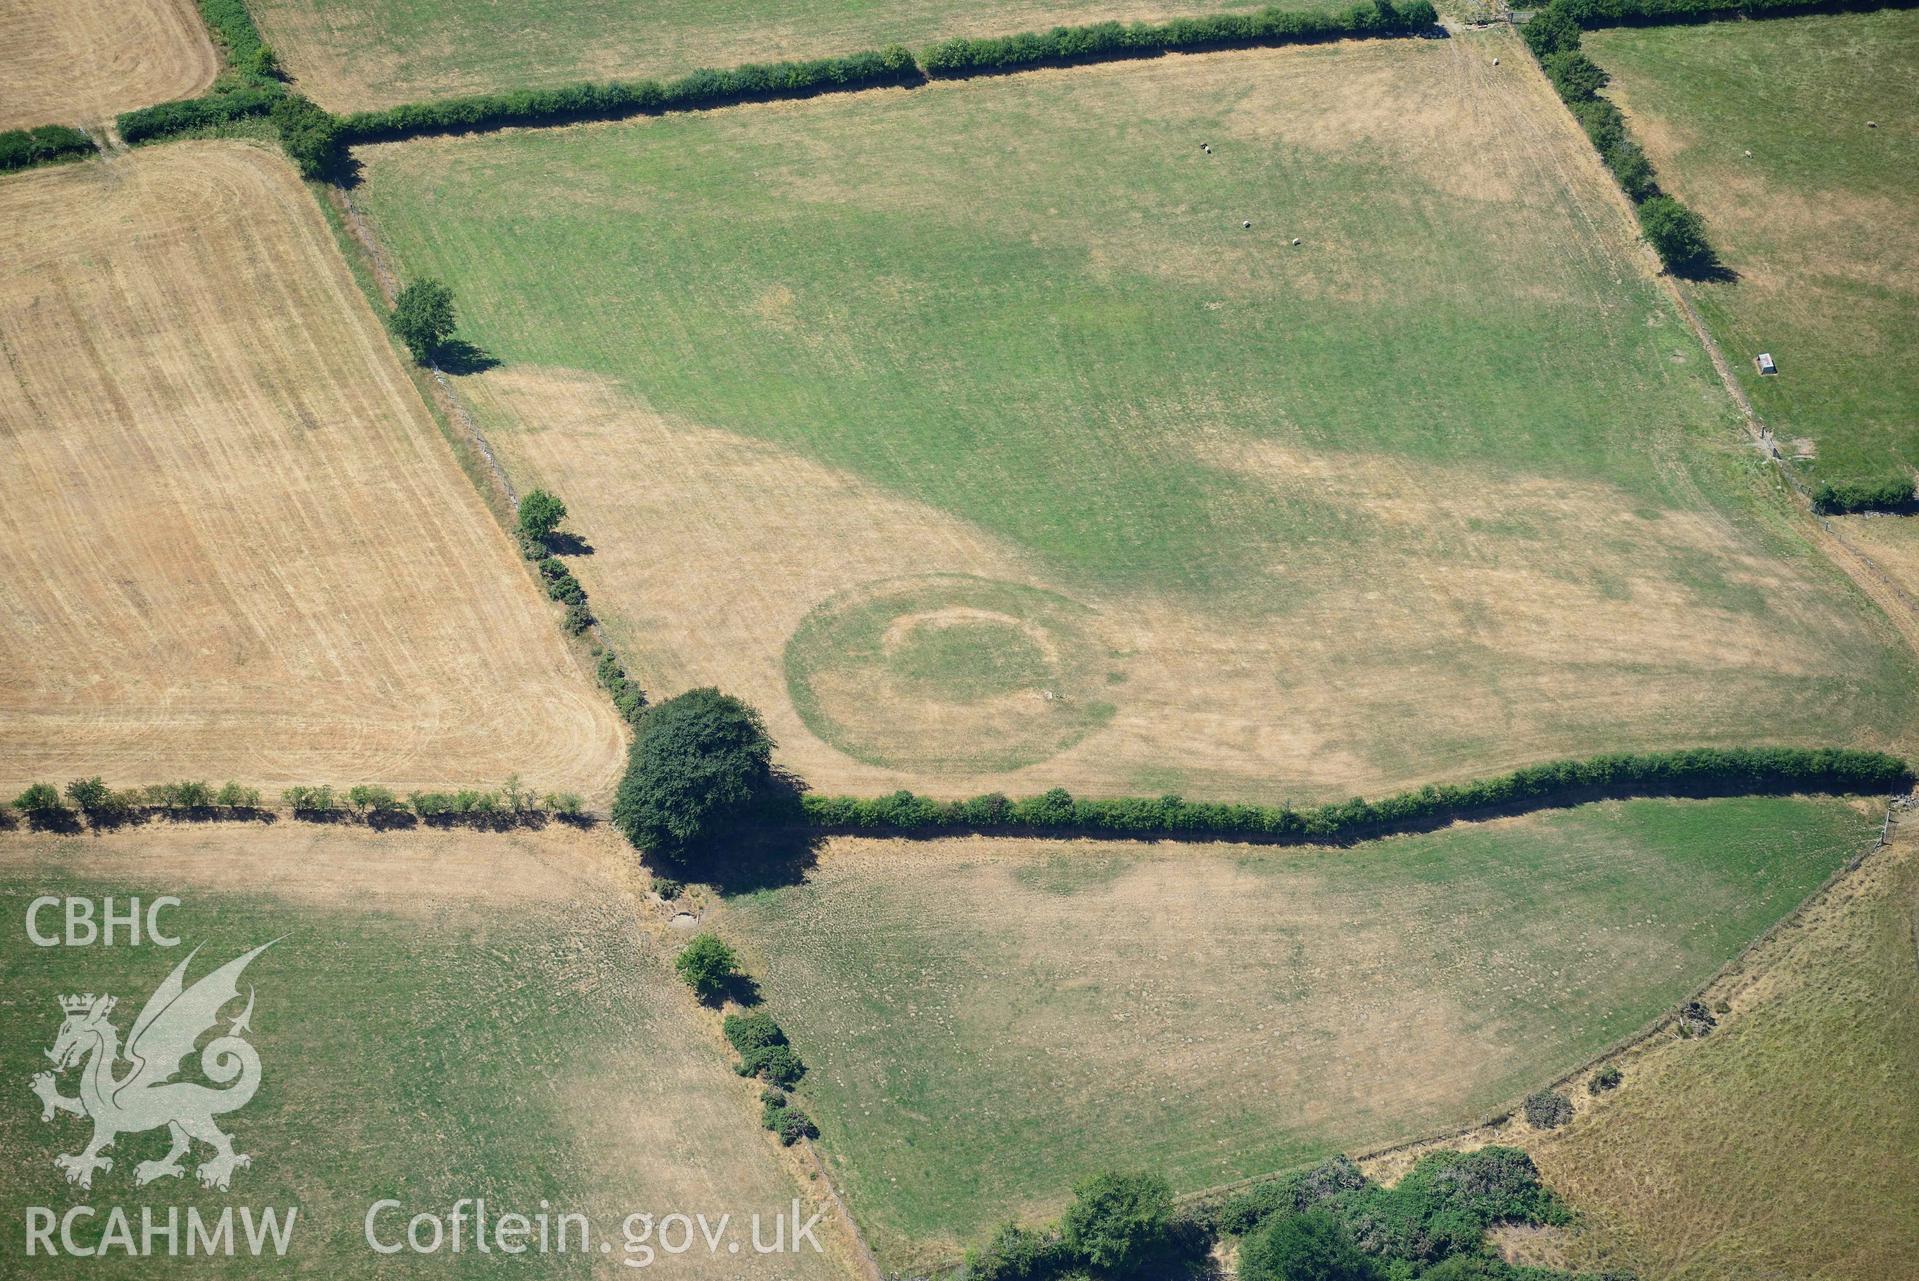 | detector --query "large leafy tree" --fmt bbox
[613,688,774,861]
[1060,1172,1174,1277]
